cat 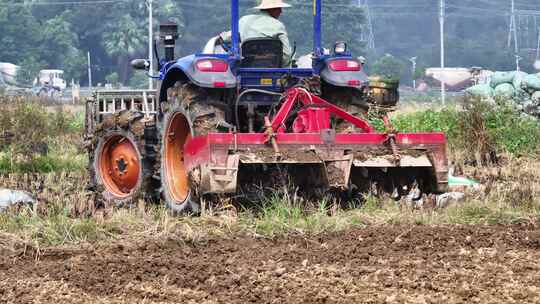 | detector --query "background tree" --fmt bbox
[105,72,120,87]
[102,15,146,84]
[0,1,41,63]
[15,57,44,86]
[129,71,149,89]
[371,54,405,80]
[1,0,537,86]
